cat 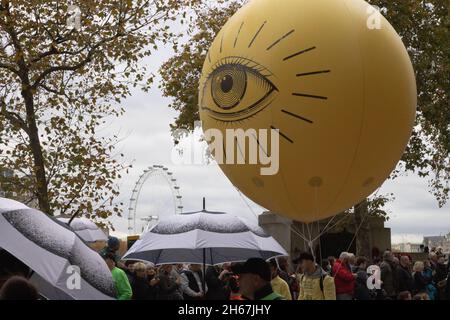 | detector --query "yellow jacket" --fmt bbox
[271,276,292,300]
[298,271,336,300]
